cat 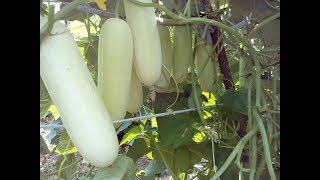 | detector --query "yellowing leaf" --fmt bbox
[120,125,144,145]
[93,0,107,11]
[151,117,158,128]
[146,151,153,159]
